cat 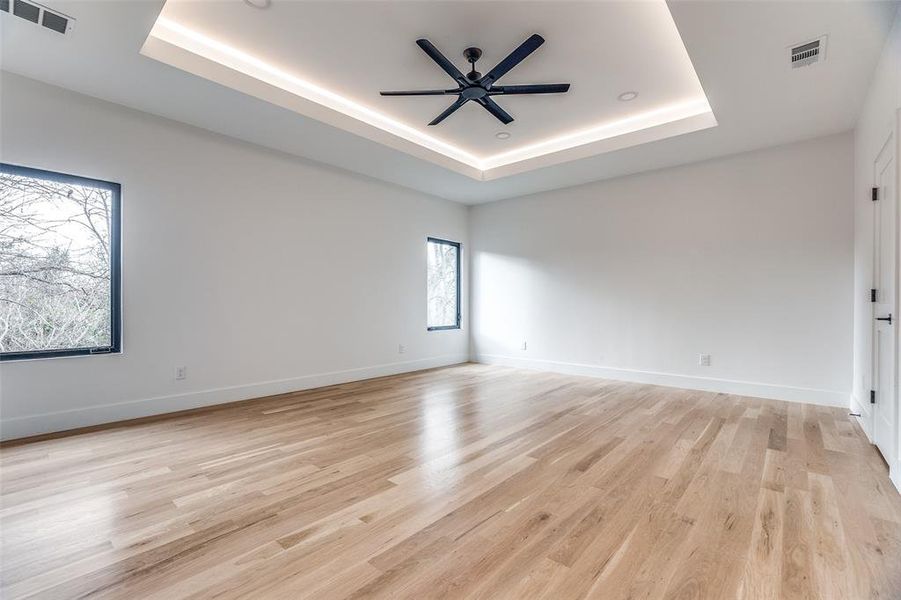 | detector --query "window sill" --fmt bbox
[0,348,122,362]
